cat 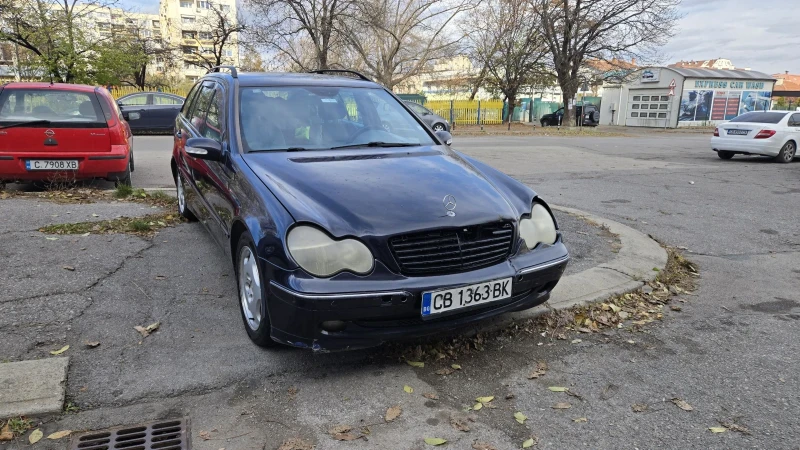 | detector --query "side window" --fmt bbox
[791,113,800,126]
[119,94,148,106]
[202,88,223,141]
[181,84,202,118]
[154,94,183,105]
[190,85,215,132]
